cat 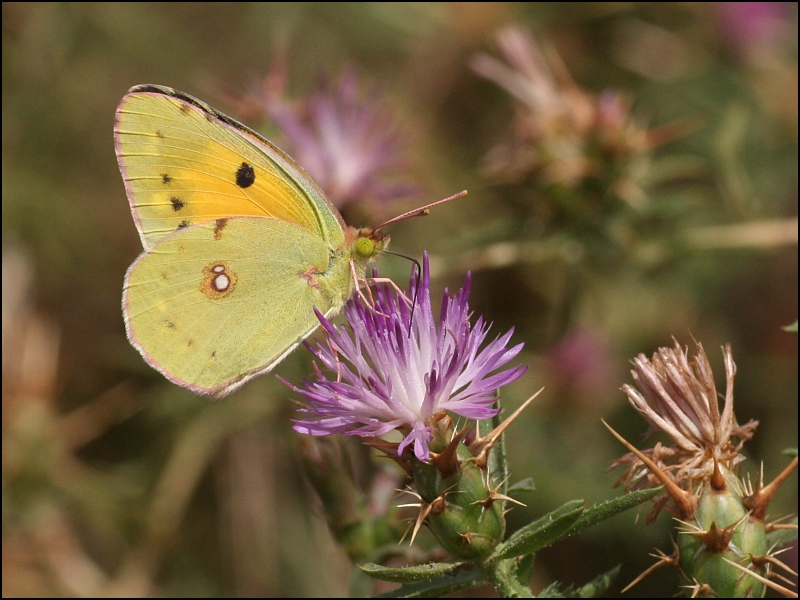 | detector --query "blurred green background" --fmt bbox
[3,2,797,597]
